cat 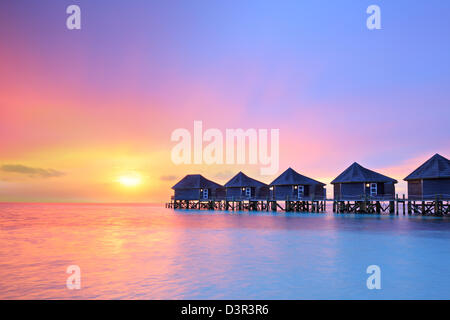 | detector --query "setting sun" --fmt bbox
[117,174,142,187]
